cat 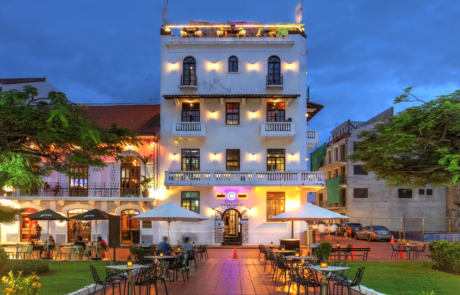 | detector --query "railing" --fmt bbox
[5,182,143,198]
[307,130,319,140]
[172,122,207,138]
[180,74,197,86]
[263,122,292,132]
[165,171,325,186]
[266,74,283,86]
[316,197,347,209]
